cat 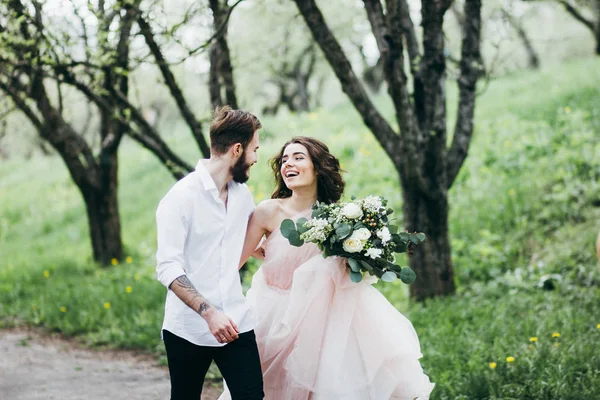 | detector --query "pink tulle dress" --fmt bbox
[220,210,434,399]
